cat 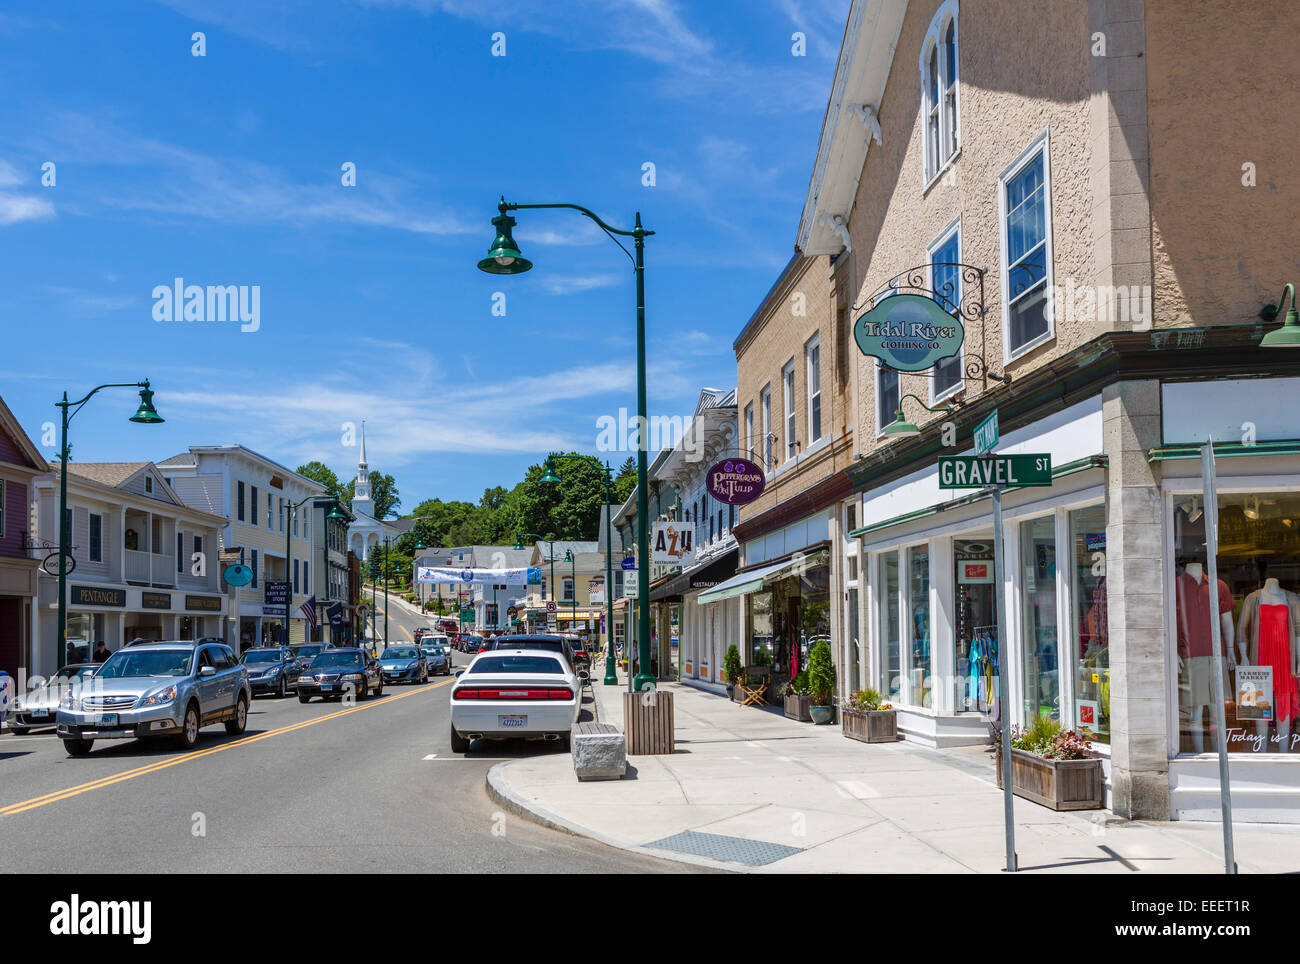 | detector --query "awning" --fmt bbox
[696,549,829,605]
[653,548,739,601]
